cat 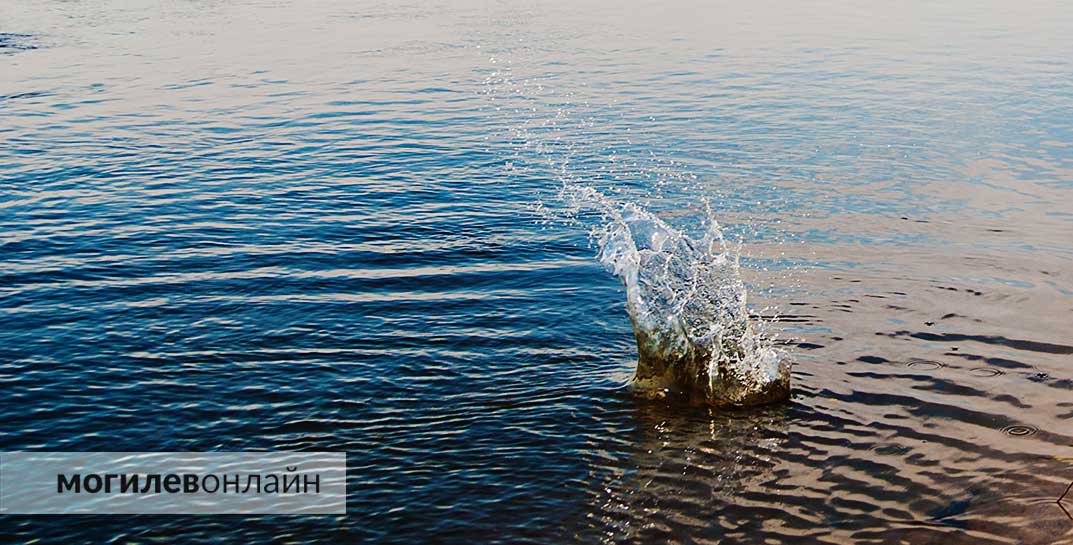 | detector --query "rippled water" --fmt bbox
[3,1,1072,543]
